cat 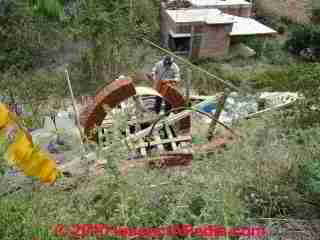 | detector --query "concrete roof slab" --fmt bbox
[230,16,277,36]
[189,0,251,7]
[166,8,235,24]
